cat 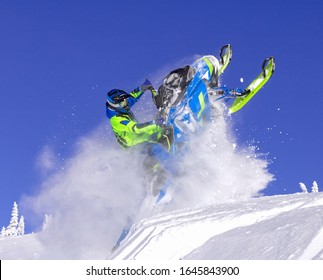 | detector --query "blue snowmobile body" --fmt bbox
[155,55,219,157]
[147,55,220,201]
